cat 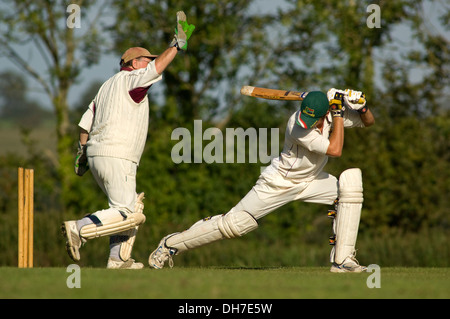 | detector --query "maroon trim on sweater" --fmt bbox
[120,67,133,71]
[119,67,152,103]
[129,86,151,103]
